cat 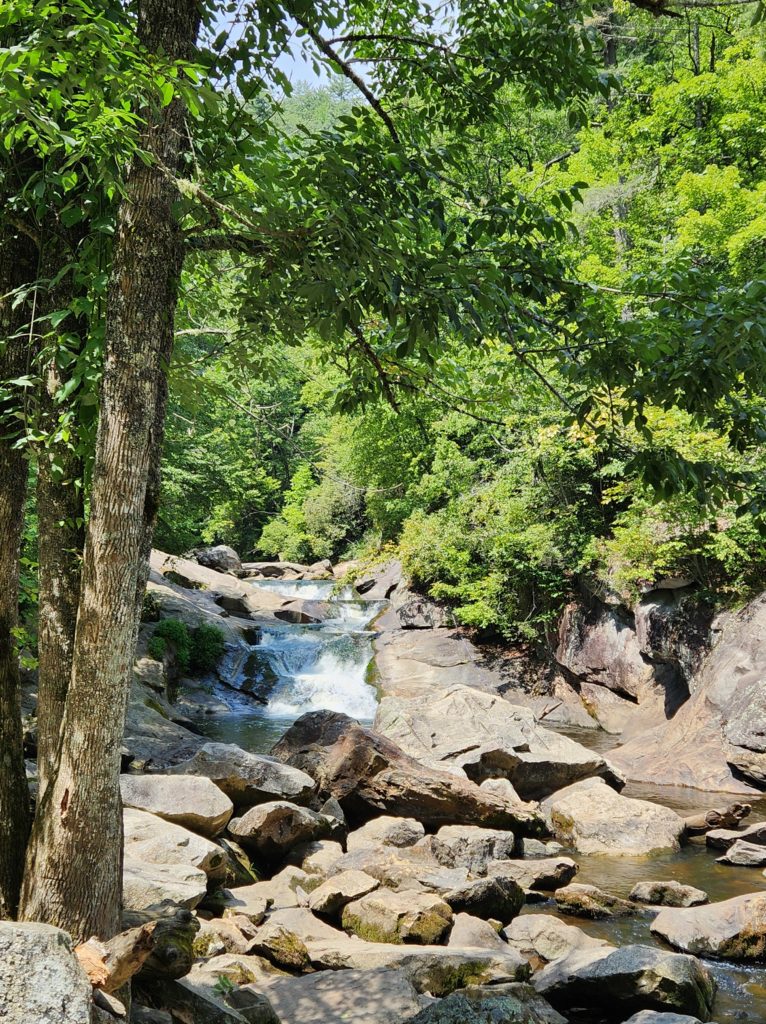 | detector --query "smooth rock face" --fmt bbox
[120,773,234,837]
[716,839,766,866]
[342,888,454,945]
[630,881,708,907]
[270,710,544,833]
[534,944,716,1020]
[124,807,227,877]
[541,777,685,855]
[554,883,637,919]
[228,800,331,860]
[346,815,425,852]
[405,983,567,1024]
[168,742,315,808]
[123,859,208,911]
[261,967,423,1024]
[308,870,380,916]
[503,914,609,964]
[651,892,766,961]
[0,922,92,1024]
[373,685,623,800]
